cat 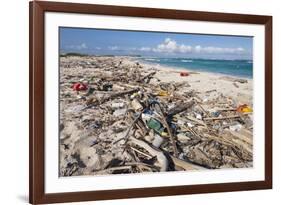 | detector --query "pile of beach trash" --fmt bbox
[59,55,253,176]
